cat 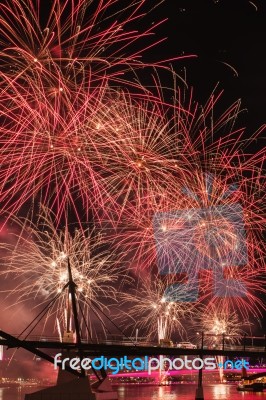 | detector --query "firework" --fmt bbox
[0,206,120,336]
[154,170,266,316]
[191,303,251,382]
[0,79,120,222]
[193,303,249,346]
[96,90,188,217]
[111,85,266,320]
[0,0,182,222]
[0,0,167,88]
[121,274,192,342]
[0,80,180,224]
